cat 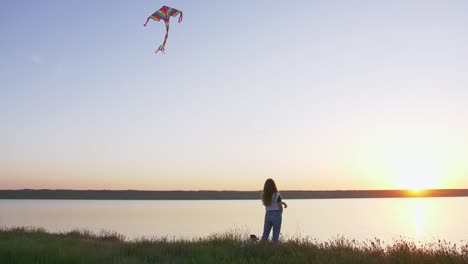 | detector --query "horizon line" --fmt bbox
[2,188,468,192]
